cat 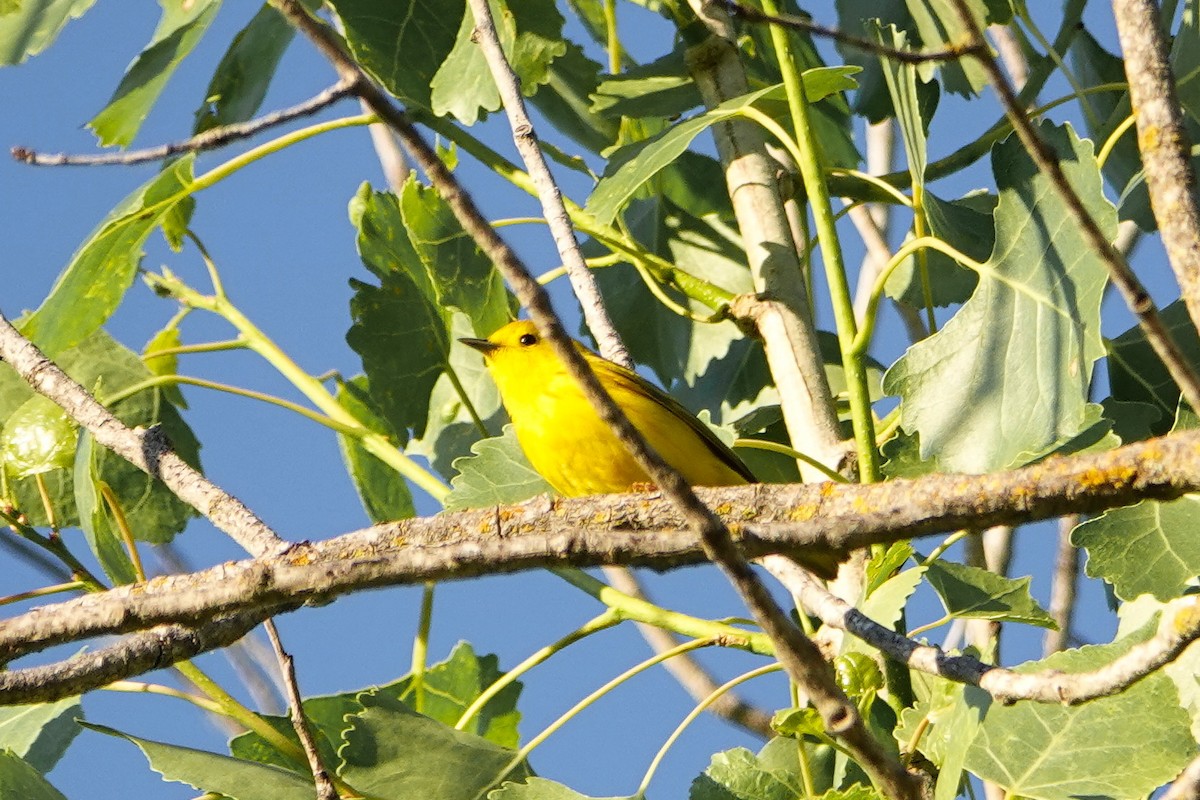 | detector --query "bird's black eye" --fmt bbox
[518,333,537,346]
